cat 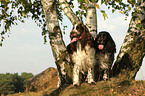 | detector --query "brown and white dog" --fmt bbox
[67,23,96,86]
[94,31,116,81]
